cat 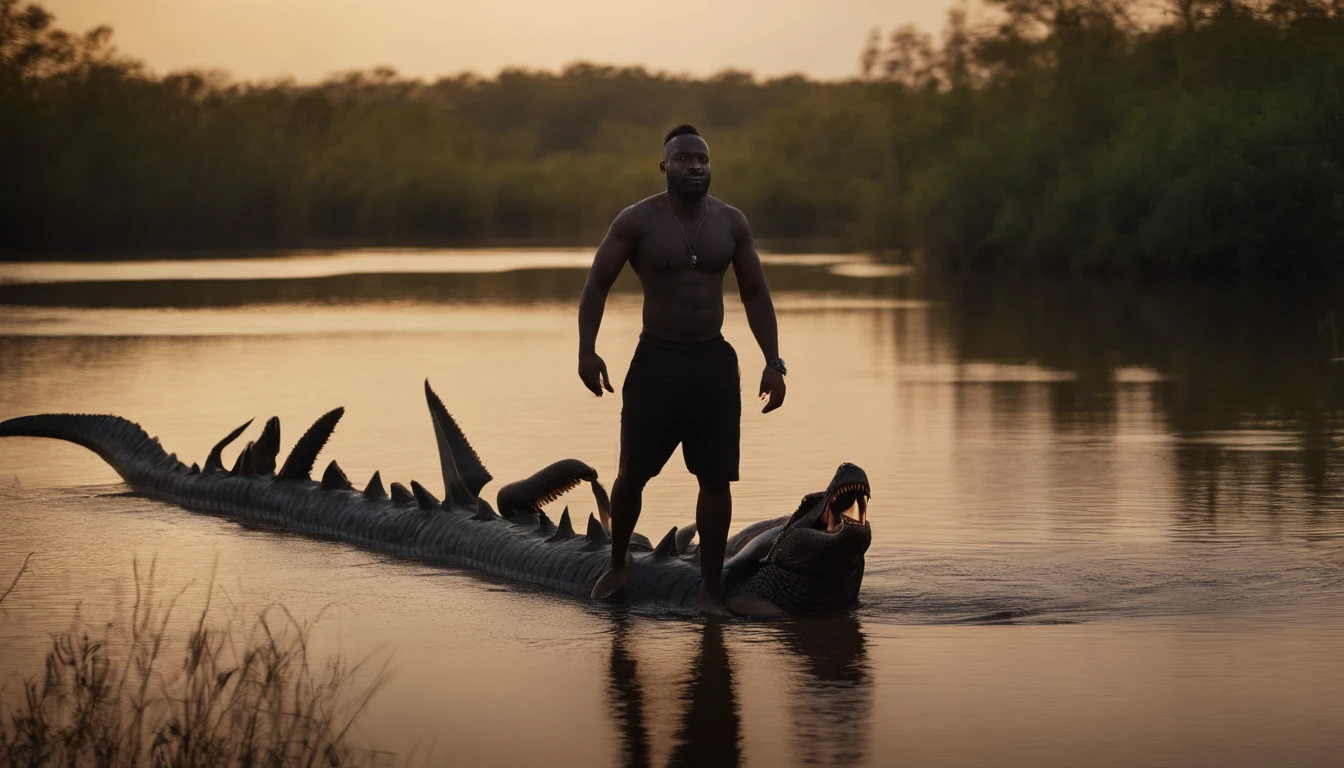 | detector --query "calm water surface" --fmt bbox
[2,250,1343,767]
